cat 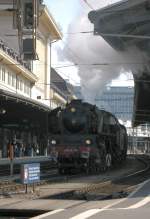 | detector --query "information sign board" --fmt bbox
[21,163,40,184]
